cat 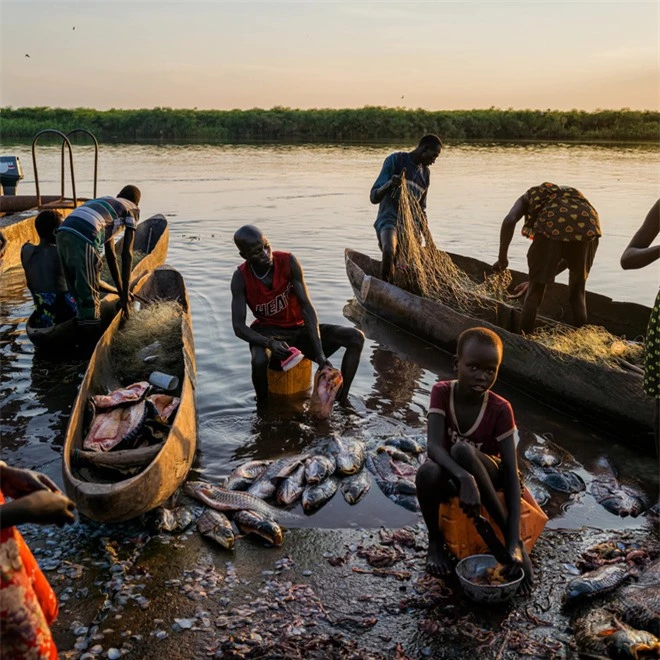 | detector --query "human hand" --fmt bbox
[458,475,481,517]
[316,356,332,369]
[390,169,405,189]
[268,339,291,360]
[507,281,529,300]
[492,257,509,272]
[120,294,131,318]
[0,464,60,499]
[12,490,76,527]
